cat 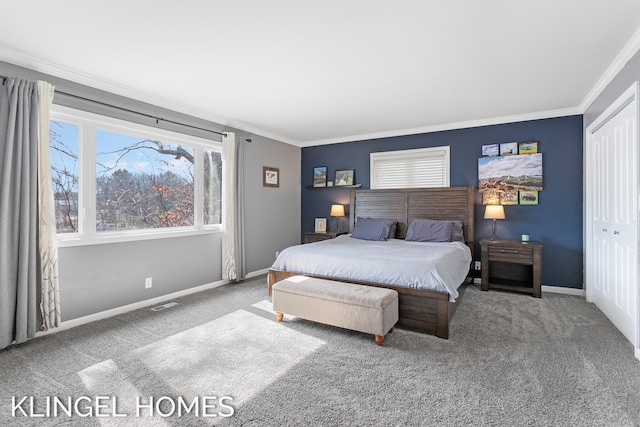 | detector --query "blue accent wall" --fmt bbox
[301,115,584,288]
